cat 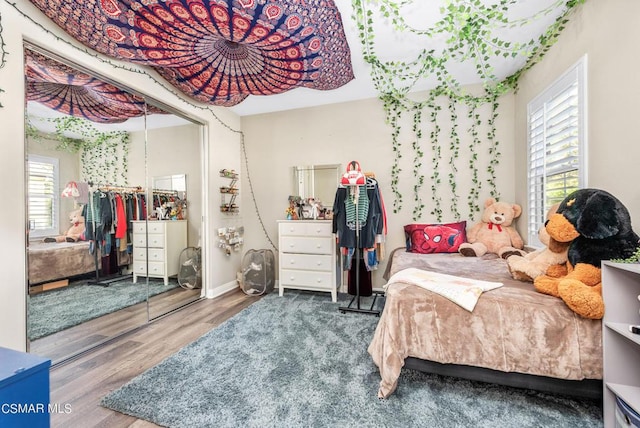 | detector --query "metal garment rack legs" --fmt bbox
[87,239,132,287]
[339,184,381,316]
